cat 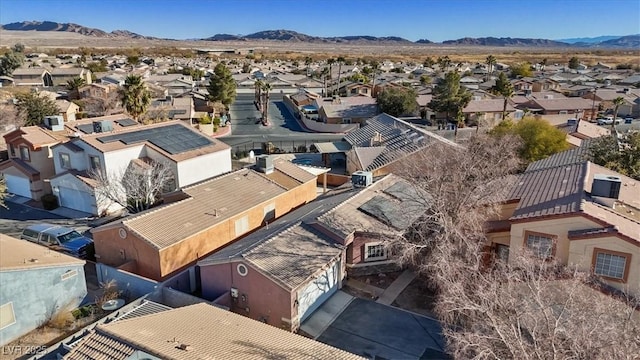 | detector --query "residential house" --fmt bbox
[557,119,611,147]
[99,73,126,86]
[337,113,456,176]
[199,174,422,330]
[463,98,519,127]
[55,100,80,122]
[0,117,68,199]
[345,83,374,97]
[49,120,231,215]
[50,67,92,86]
[0,234,86,346]
[315,96,379,125]
[11,67,53,87]
[582,89,638,117]
[486,156,640,297]
[90,158,317,281]
[522,97,596,119]
[147,96,196,123]
[78,83,116,100]
[61,303,362,360]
